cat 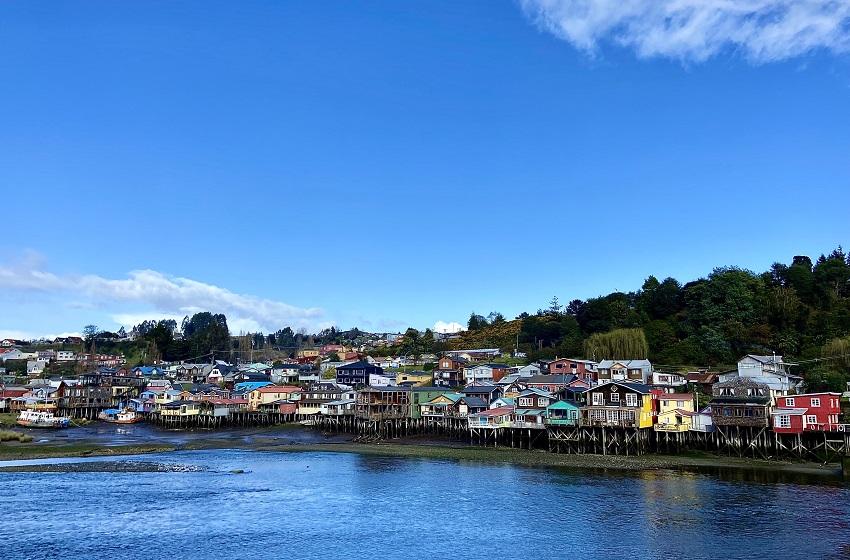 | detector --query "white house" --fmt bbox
[717,355,803,401]
[27,360,46,375]
[369,373,397,387]
[652,371,687,388]
[56,351,76,361]
[464,364,510,384]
